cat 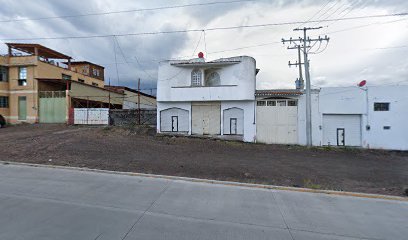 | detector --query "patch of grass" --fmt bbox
[303,179,323,190]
